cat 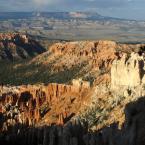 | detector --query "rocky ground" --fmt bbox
[1,35,145,145]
